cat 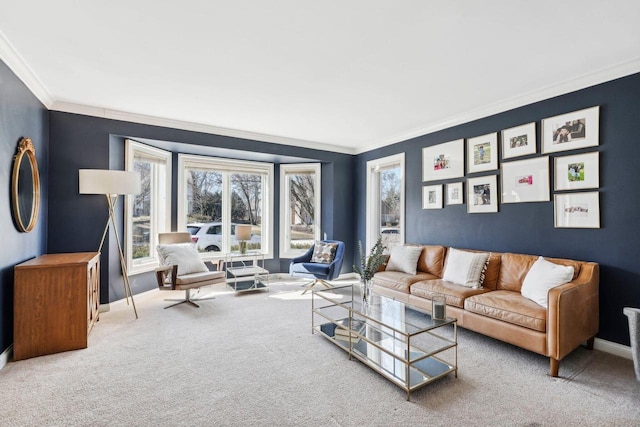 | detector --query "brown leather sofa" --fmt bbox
[371,245,599,377]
